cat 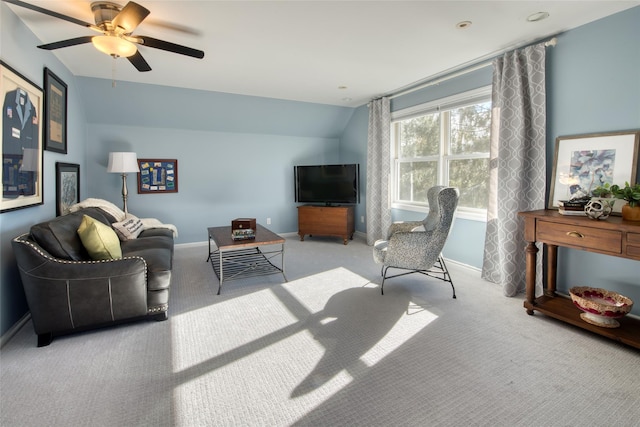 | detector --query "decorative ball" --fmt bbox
[584,199,613,220]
